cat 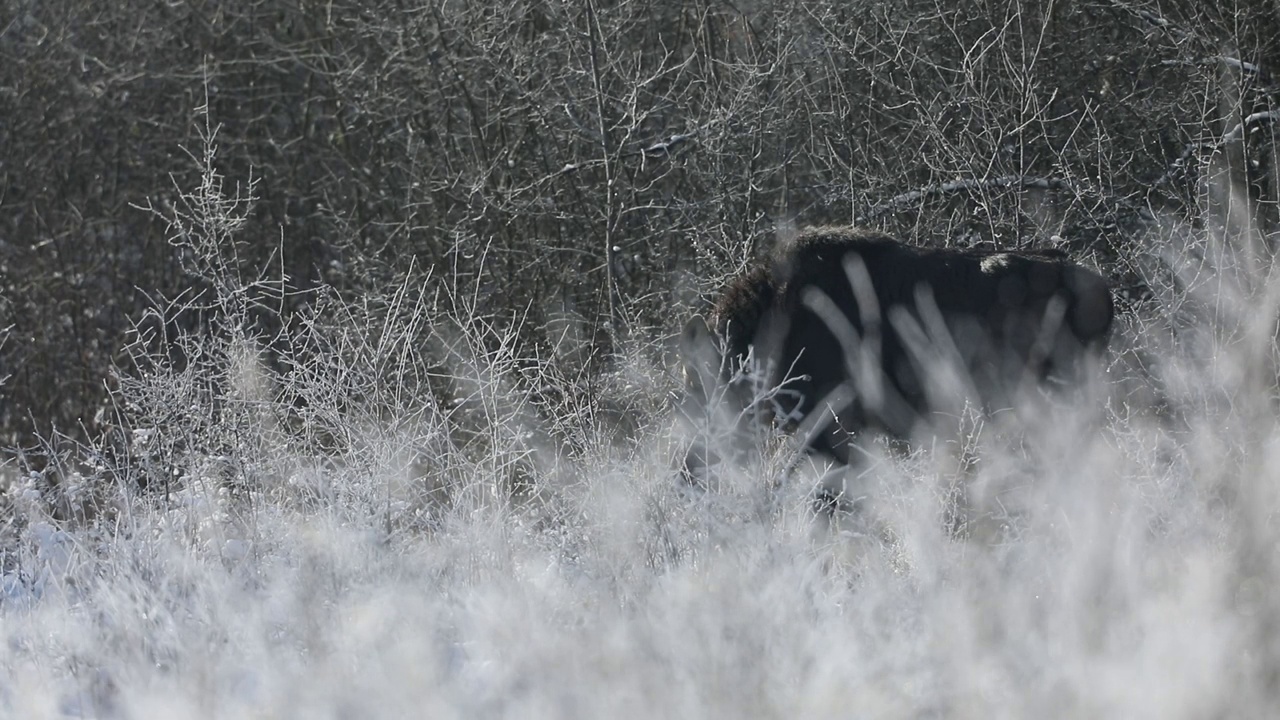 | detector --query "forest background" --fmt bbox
[6,0,1278,447]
